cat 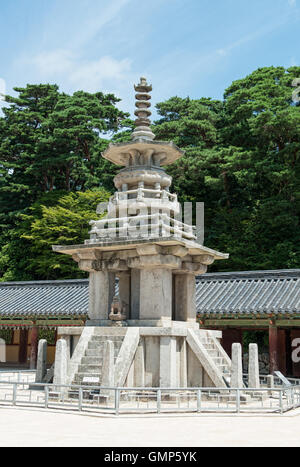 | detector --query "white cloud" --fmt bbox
[288,0,296,6]
[31,50,74,75]
[68,55,133,92]
[24,49,134,97]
